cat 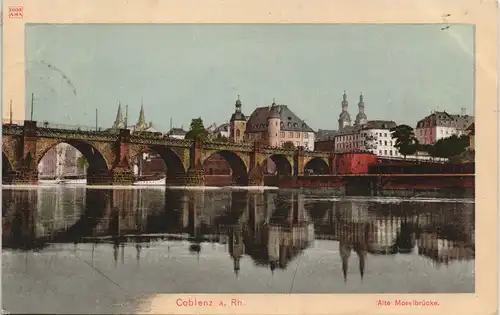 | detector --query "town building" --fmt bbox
[315,129,337,141]
[228,96,315,151]
[334,120,400,157]
[212,123,230,139]
[415,109,474,145]
[167,128,187,139]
